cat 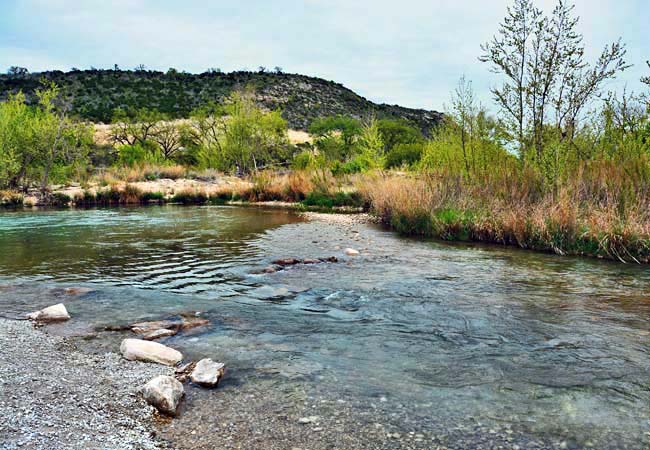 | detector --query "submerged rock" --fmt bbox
[302,258,321,264]
[272,257,302,266]
[344,248,360,256]
[130,314,209,334]
[142,375,184,416]
[190,358,225,387]
[120,338,183,366]
[27,303,70,322]
[142,328,177,341]
[63,287,94,296]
